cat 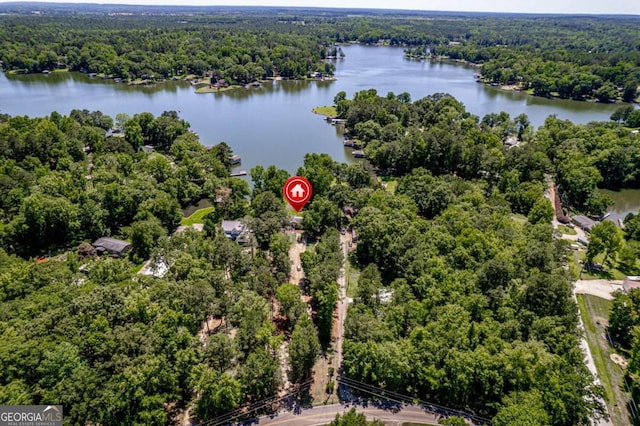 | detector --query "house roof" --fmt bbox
[93,237,131,254]
[105,128,125,138]
[503,136,519,147]
[221,220,243,233]
[572,215,597,230]
[141,258,169,278]
[290,216,303,224]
